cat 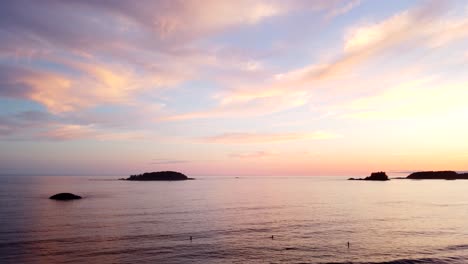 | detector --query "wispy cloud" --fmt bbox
[229,150,278,159]
[0,0,370,127]
[326,0,361,19]
[0,110,53,138]
[201,131,341,144]
[163,1,467,121]
[38,124,150,141]
[150,159,190,165]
